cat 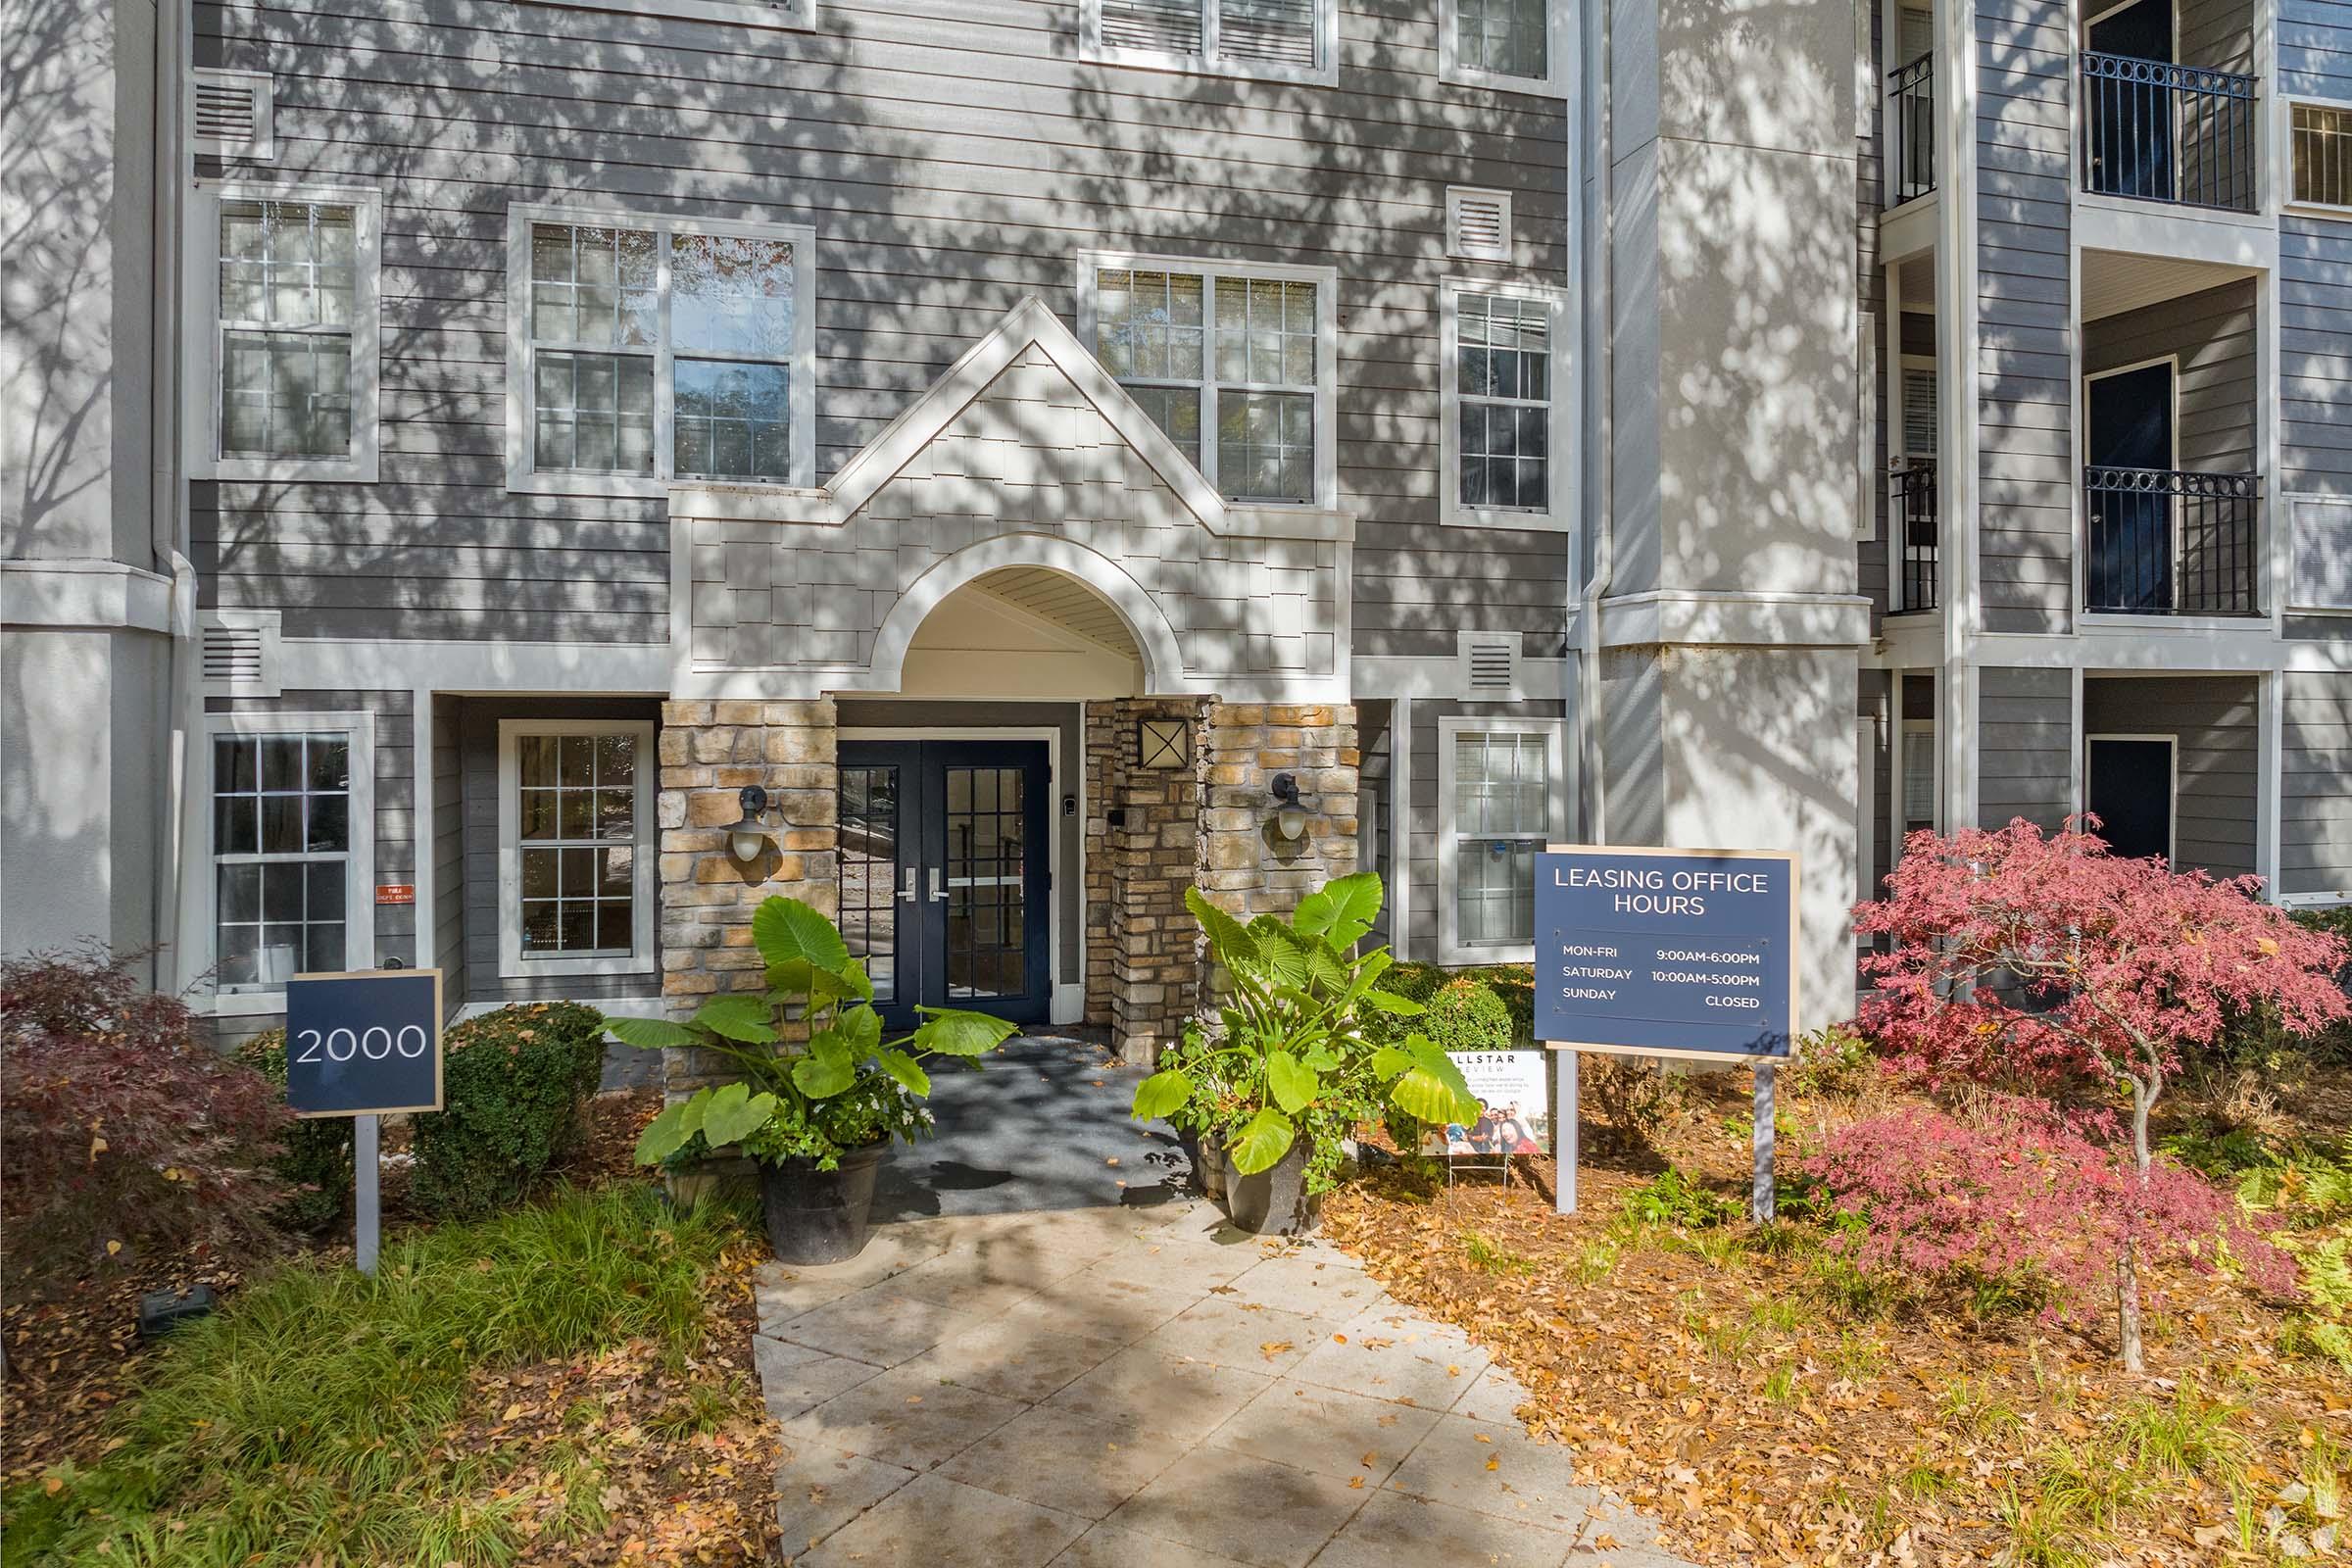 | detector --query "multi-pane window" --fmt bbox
[1089,260,1330,506]
[511,208,812,492]
[514,731,642,957]
[1446,726,1557,953]
[1093,0,1327,79]
[1455,0,1545,81]
[212,731,355,991]
[2292,102,2352,209]
[1452,291,1553,515]
[217,200,358,460]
